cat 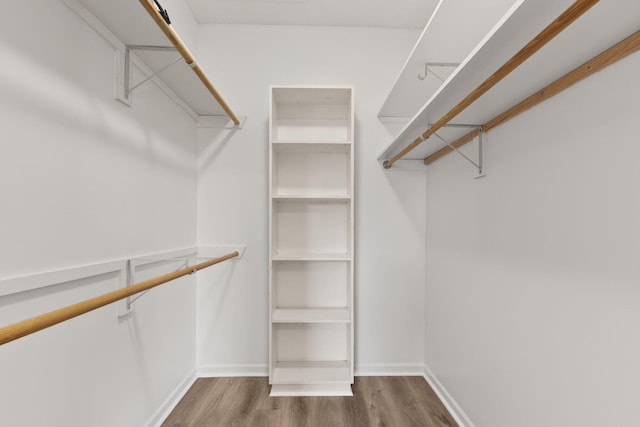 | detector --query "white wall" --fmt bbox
[425,53,640,425]
[0,1,198,426]
[195,24,427,374]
